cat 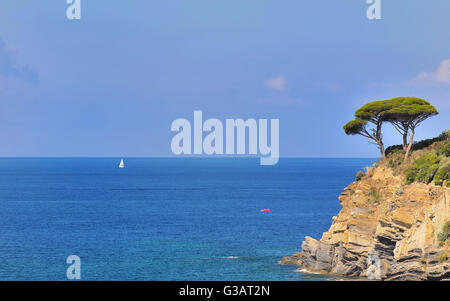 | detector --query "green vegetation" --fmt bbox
[344,98,447,187]
[383,131,450,186]
[434,163,450,187]
[385,130,448,156]
[437,221,450,243]
[344,100,391,160]
[387,149,404,170]
[439,252,448,263]
[405,154,440,184]
[401,135,450,186]
[438,143,450,157]
[355,171,365,181]
[382,97,439,161]
[344,97,439,161]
